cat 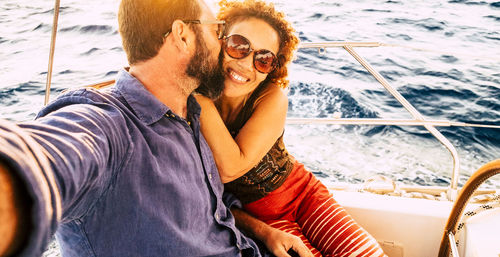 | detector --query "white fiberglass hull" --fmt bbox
[333,190,452,257]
